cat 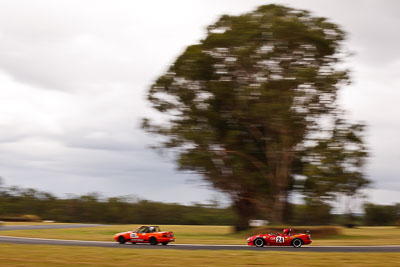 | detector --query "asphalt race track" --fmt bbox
[1,224,400,252]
